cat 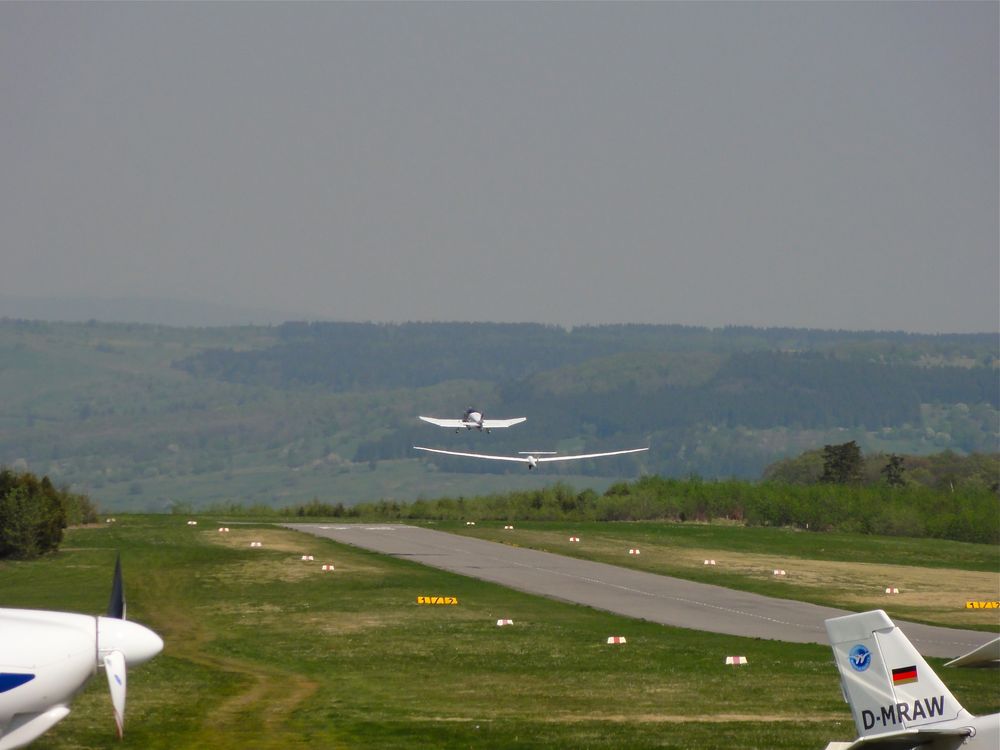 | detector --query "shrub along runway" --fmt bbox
[286,523,992,658]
